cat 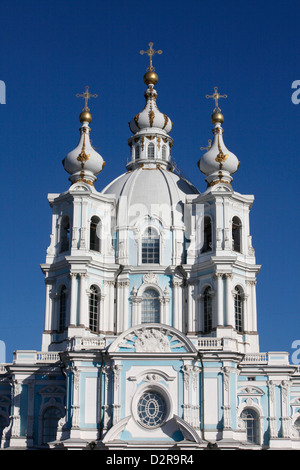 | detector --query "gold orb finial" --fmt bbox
[79,110,92,123]
[144,71,159,86]
[211,111,224,124]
